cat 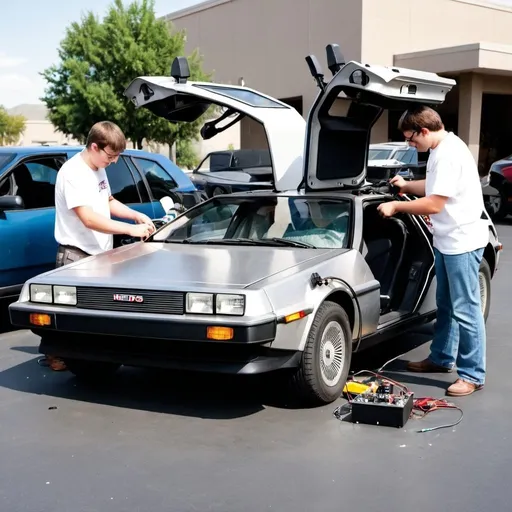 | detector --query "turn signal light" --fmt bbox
[207,326,234,341]
[30,314,51,327]
[284,311,306,324]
